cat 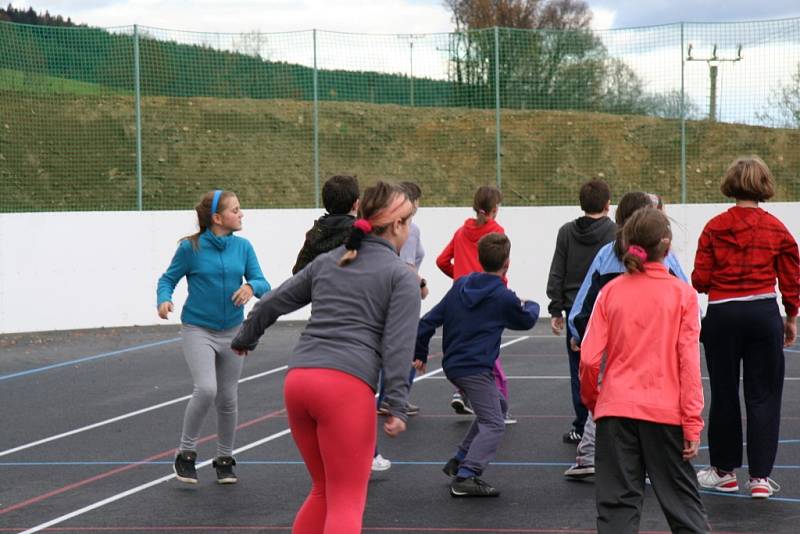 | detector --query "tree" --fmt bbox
[757,64,800,128]
[443,0,634,111]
